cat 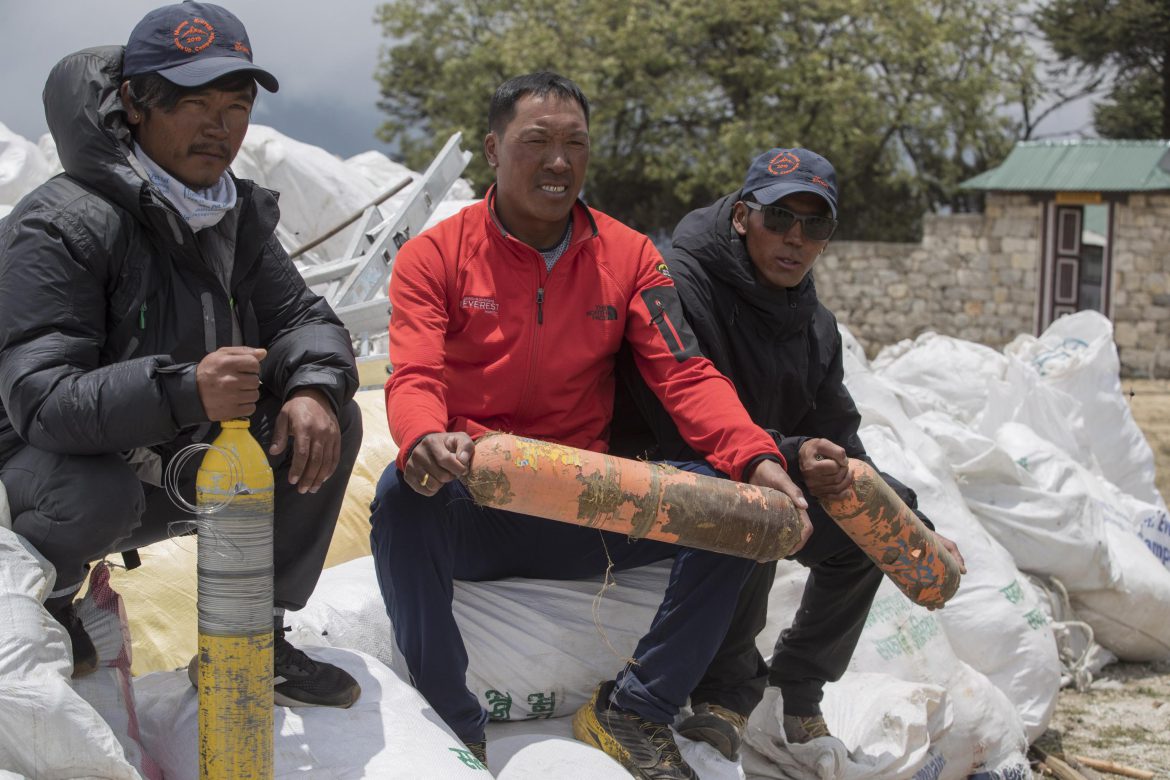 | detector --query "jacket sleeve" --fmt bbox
[384,235,482,470]
[0,203,206,454]
[788,324,866,463]
[250,235,358,414]
[622,240,781,480]
[793,329,934,528]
